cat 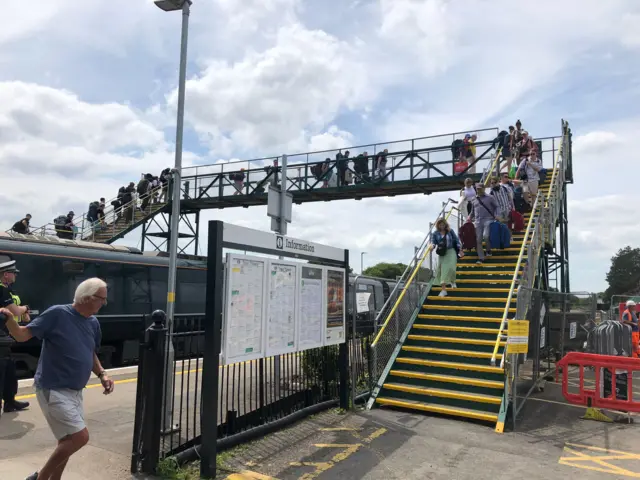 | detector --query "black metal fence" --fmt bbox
[131,312,372,476]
